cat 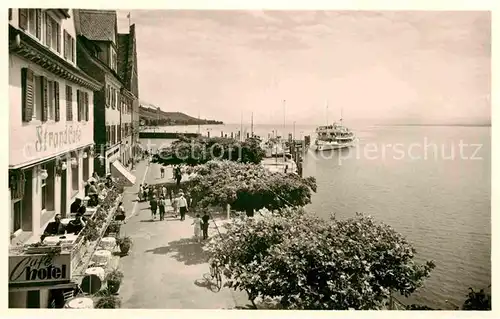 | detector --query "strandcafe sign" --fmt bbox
[9,253,71,284]
[35,124,83,152]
